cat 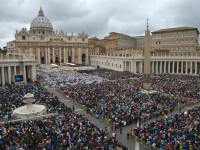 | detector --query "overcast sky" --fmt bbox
[0,0,200,48]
